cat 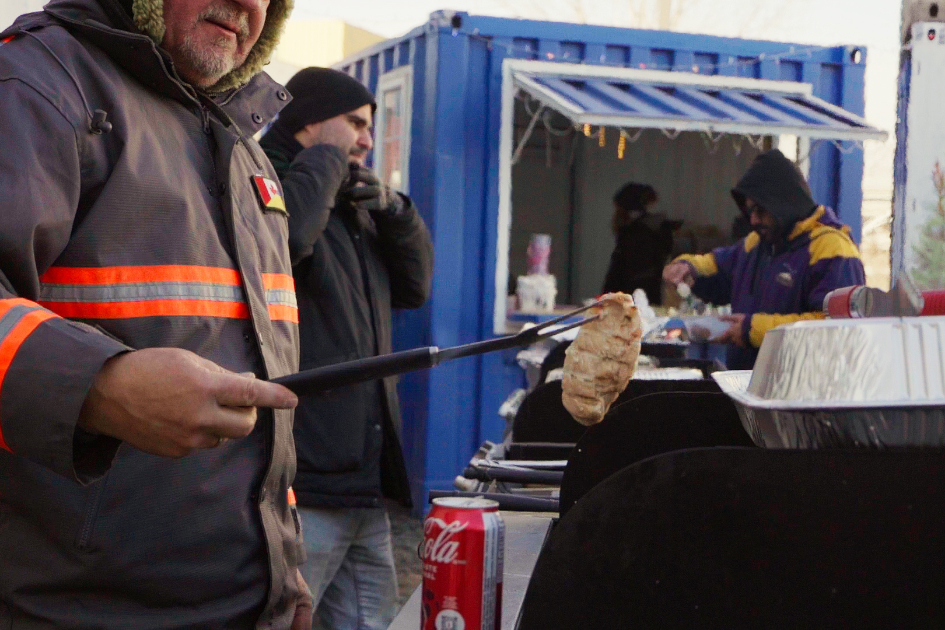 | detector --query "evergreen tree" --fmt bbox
[912,161,945,291]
